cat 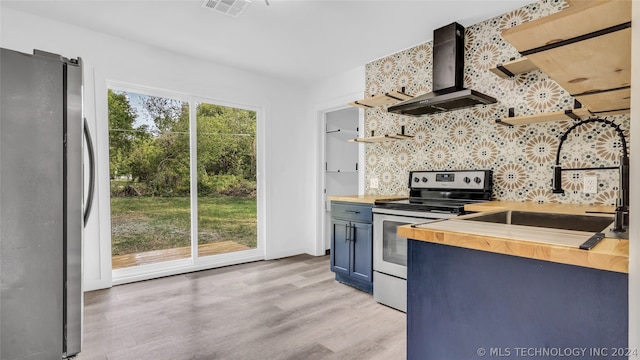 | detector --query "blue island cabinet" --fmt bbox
[407,239,628,360]
[330,202,373,293]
